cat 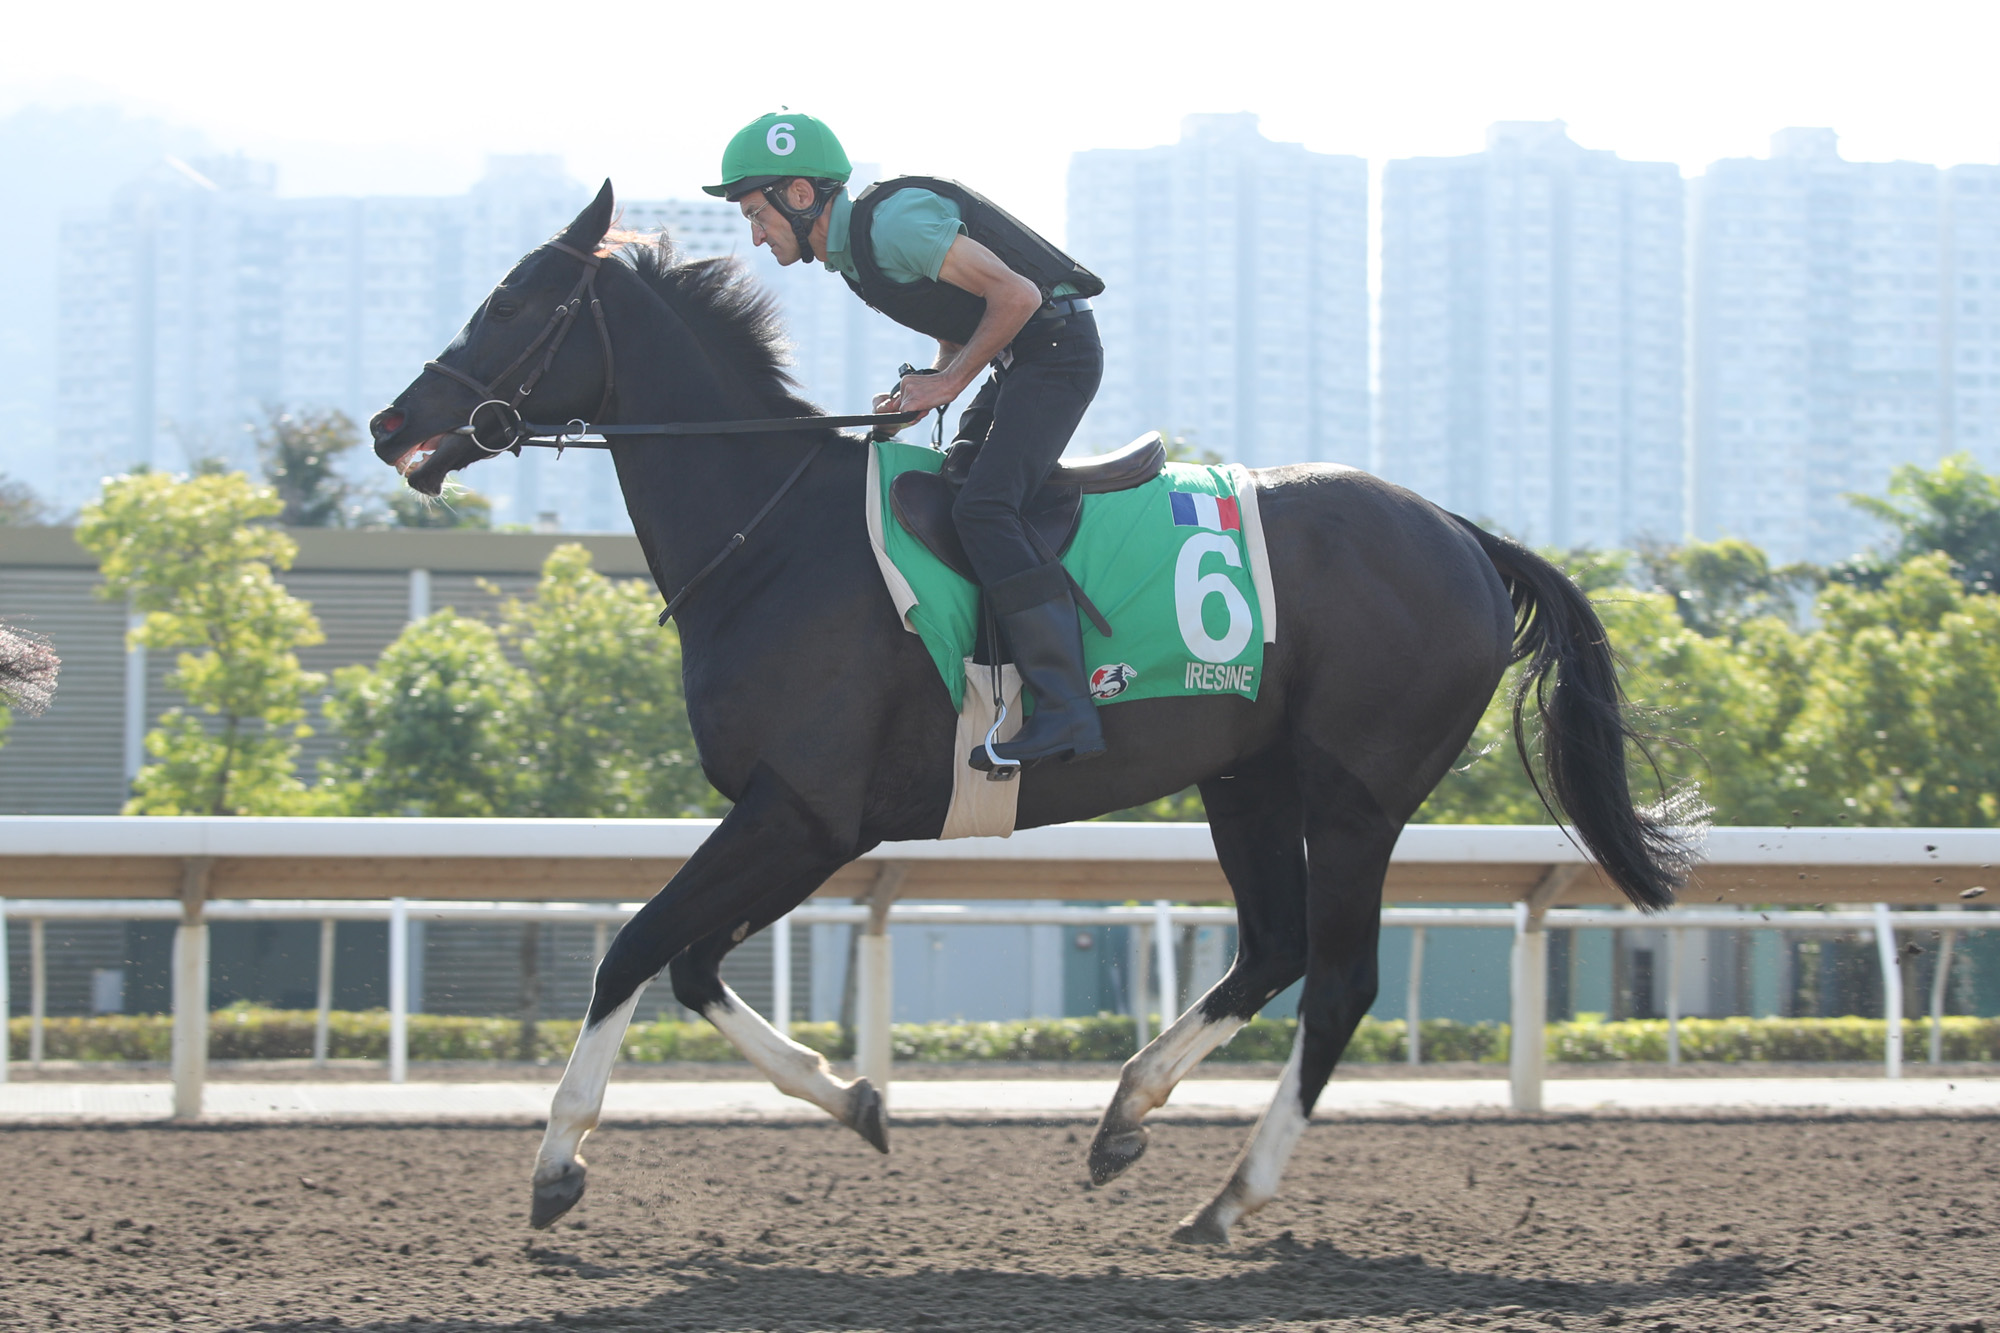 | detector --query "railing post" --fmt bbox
[388,898,409,1084]
[1153,900,1179,1026]
[29,917,45,1067]
[1131,923,1152,1050]
[1509,867,1576,1112]
[1930,928,1957,1065]
[171,858,212,1119]
[1666,931,1682,1067]
[854,866,901,1098]
[0,898,10,1084]
[1874,903,1903,1079]
[1406,926,1426,1066]
[1510,902,1546,1111]
[771,913,793,1036]
[313,919,335,1067]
